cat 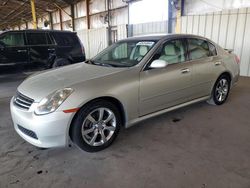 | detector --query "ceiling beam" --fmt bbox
[0,0,79,29]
